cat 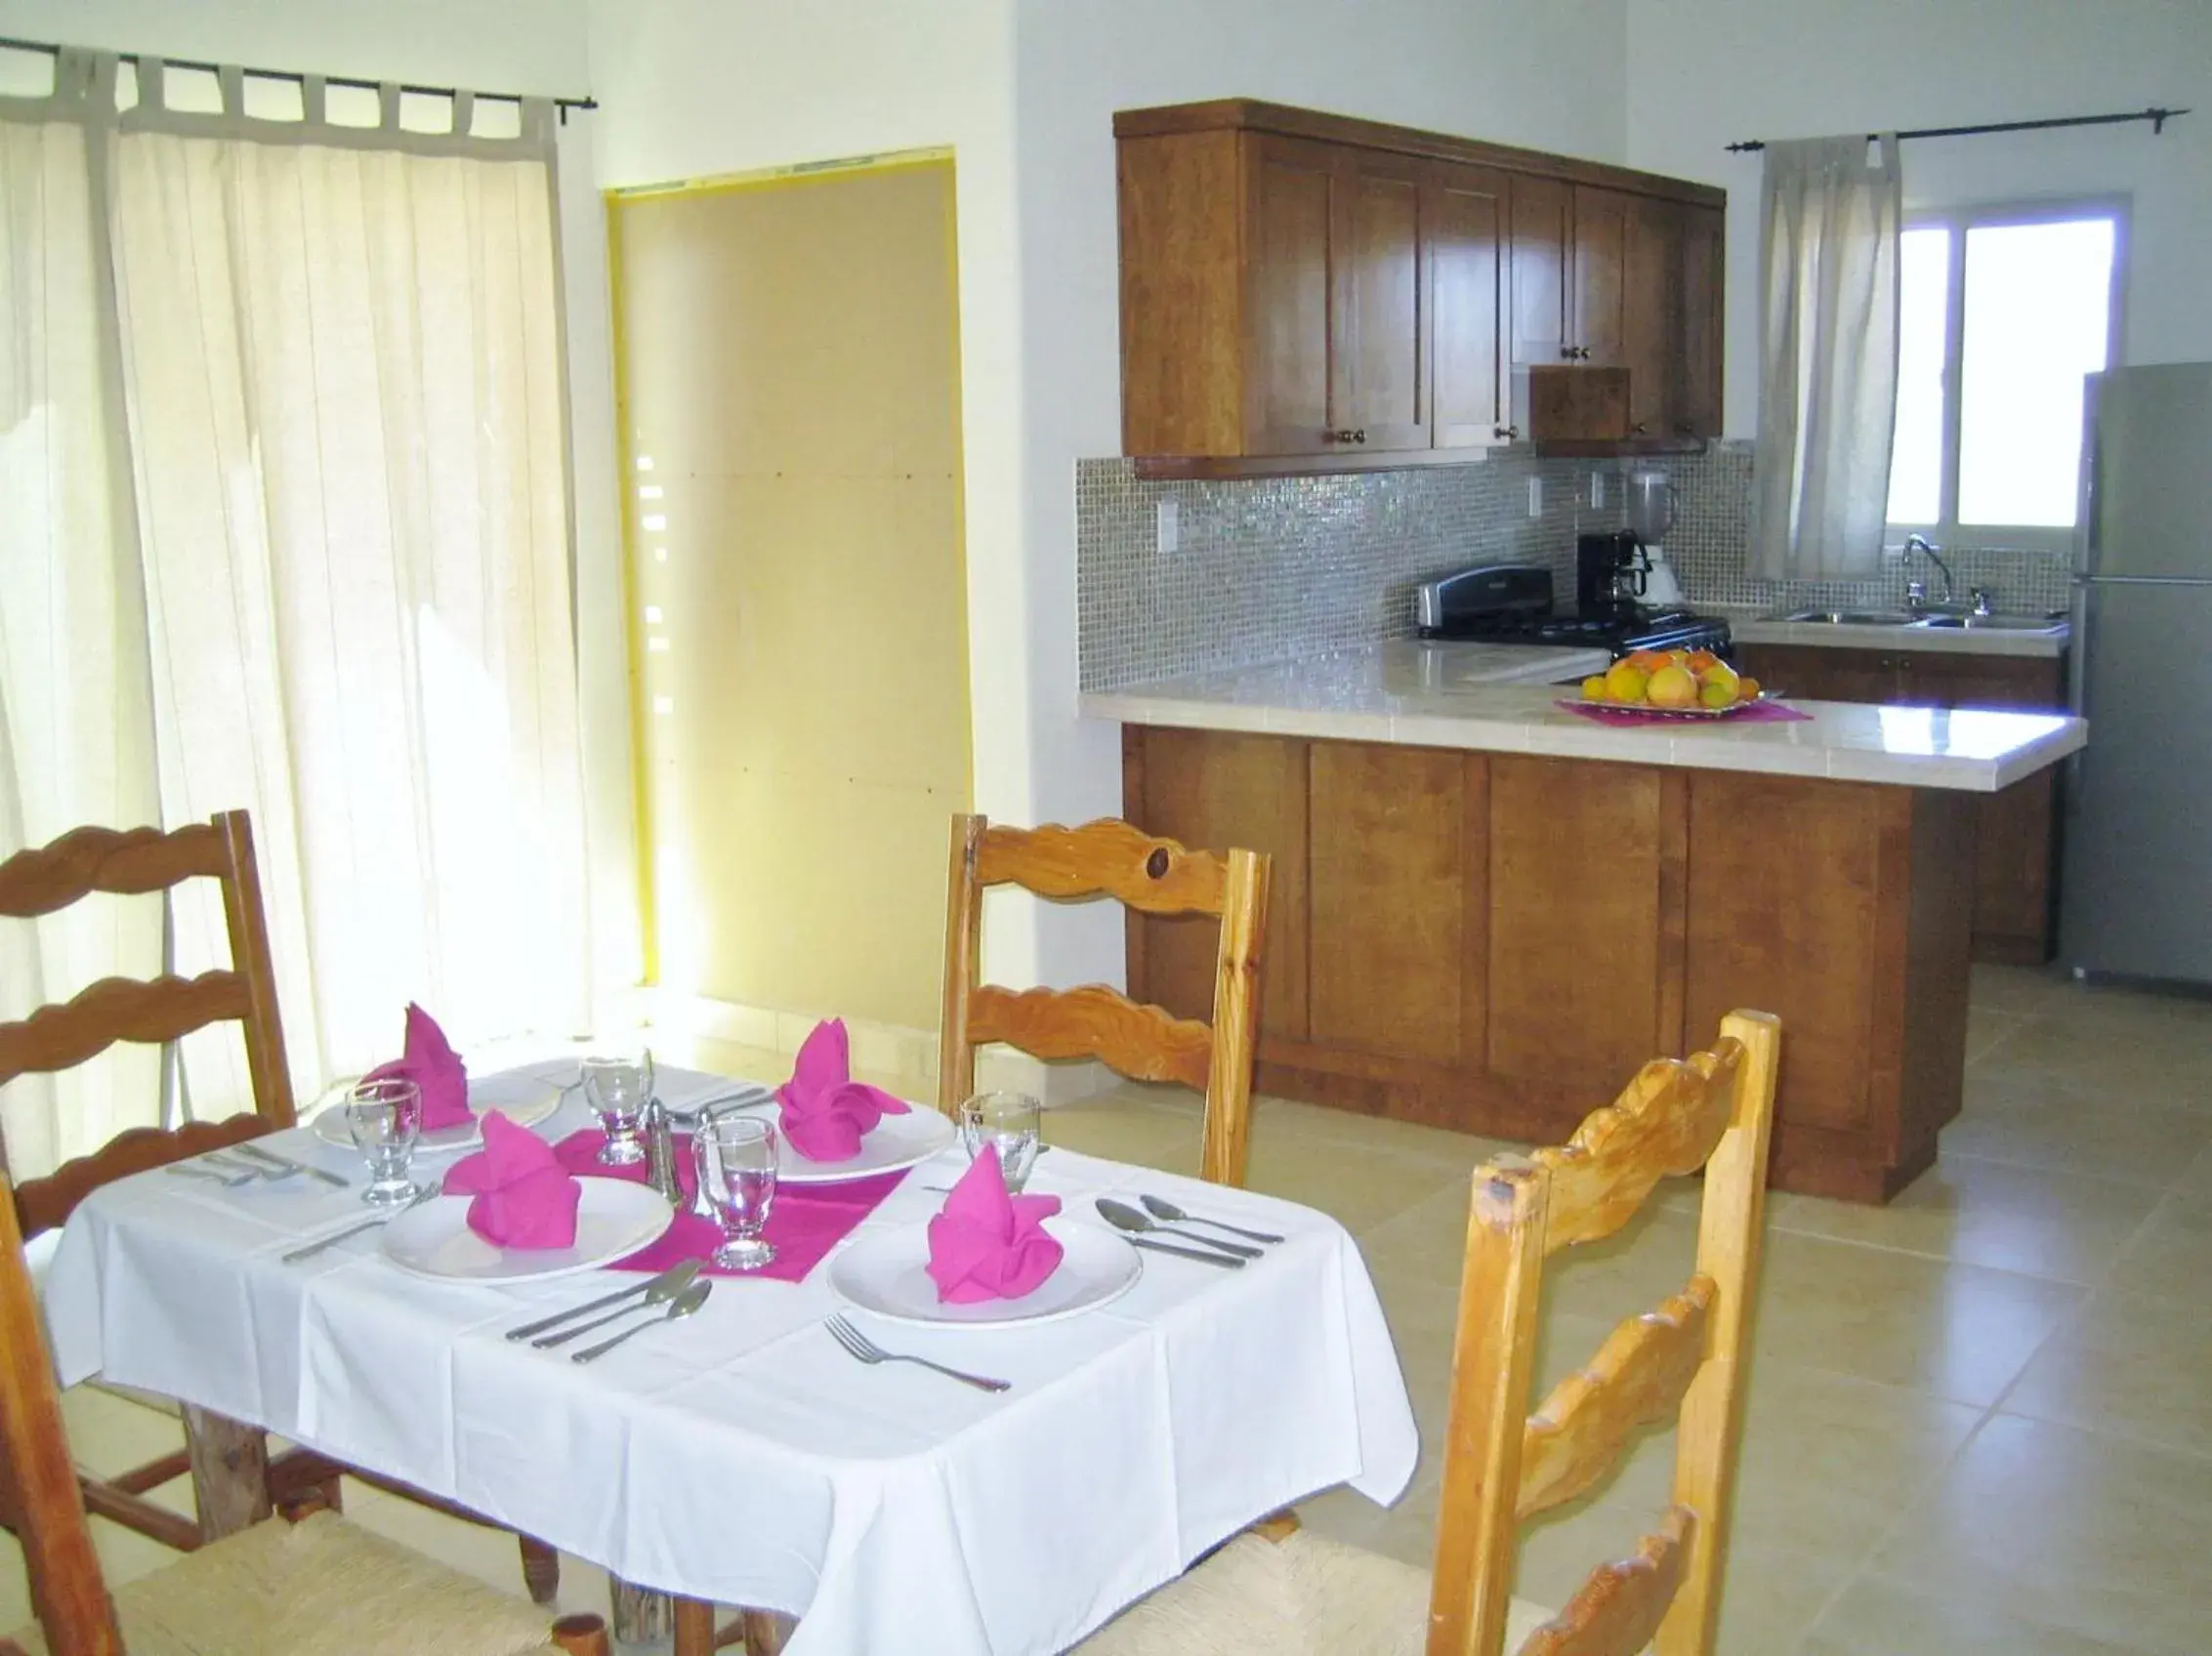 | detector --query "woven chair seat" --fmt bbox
[1076,1530,1576,1655]
[7,1511,564,1656]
